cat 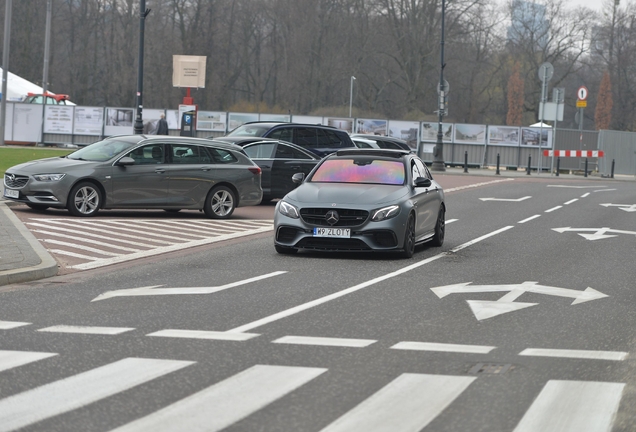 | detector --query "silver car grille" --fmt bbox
[4,173,29,189]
